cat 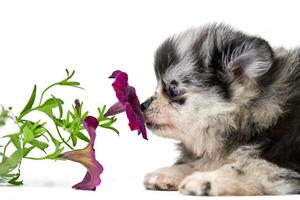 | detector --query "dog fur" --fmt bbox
[142,23,300,196]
